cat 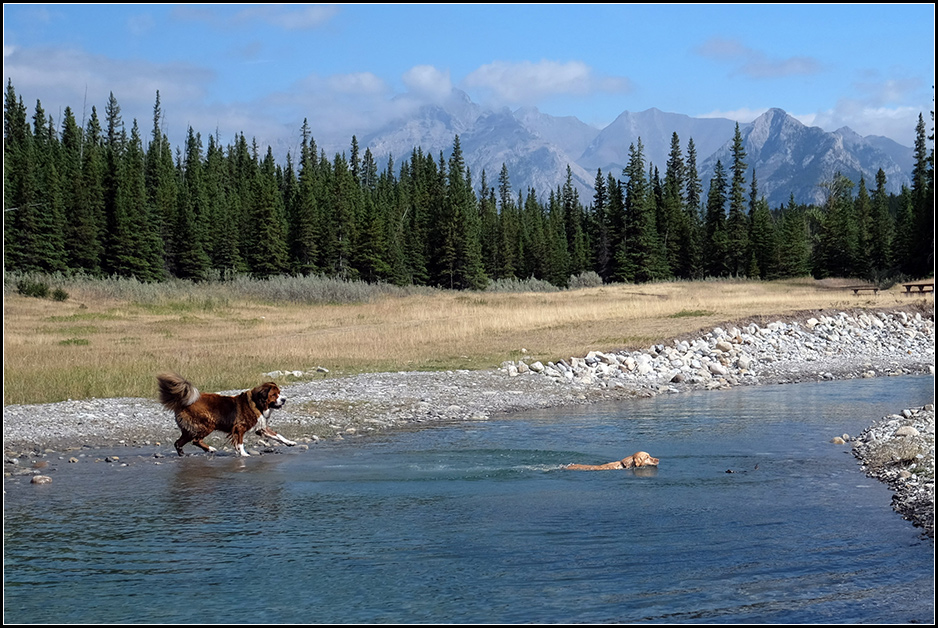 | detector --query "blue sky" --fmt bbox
[3,4,934,157]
